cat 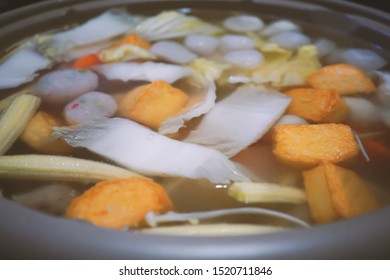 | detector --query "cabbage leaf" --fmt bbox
[0,47,52,89]
[135,11,223,41]
[38,9,141,60]
[184,84,291,157]
[252,45,321,87]
[98,43,156,63]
